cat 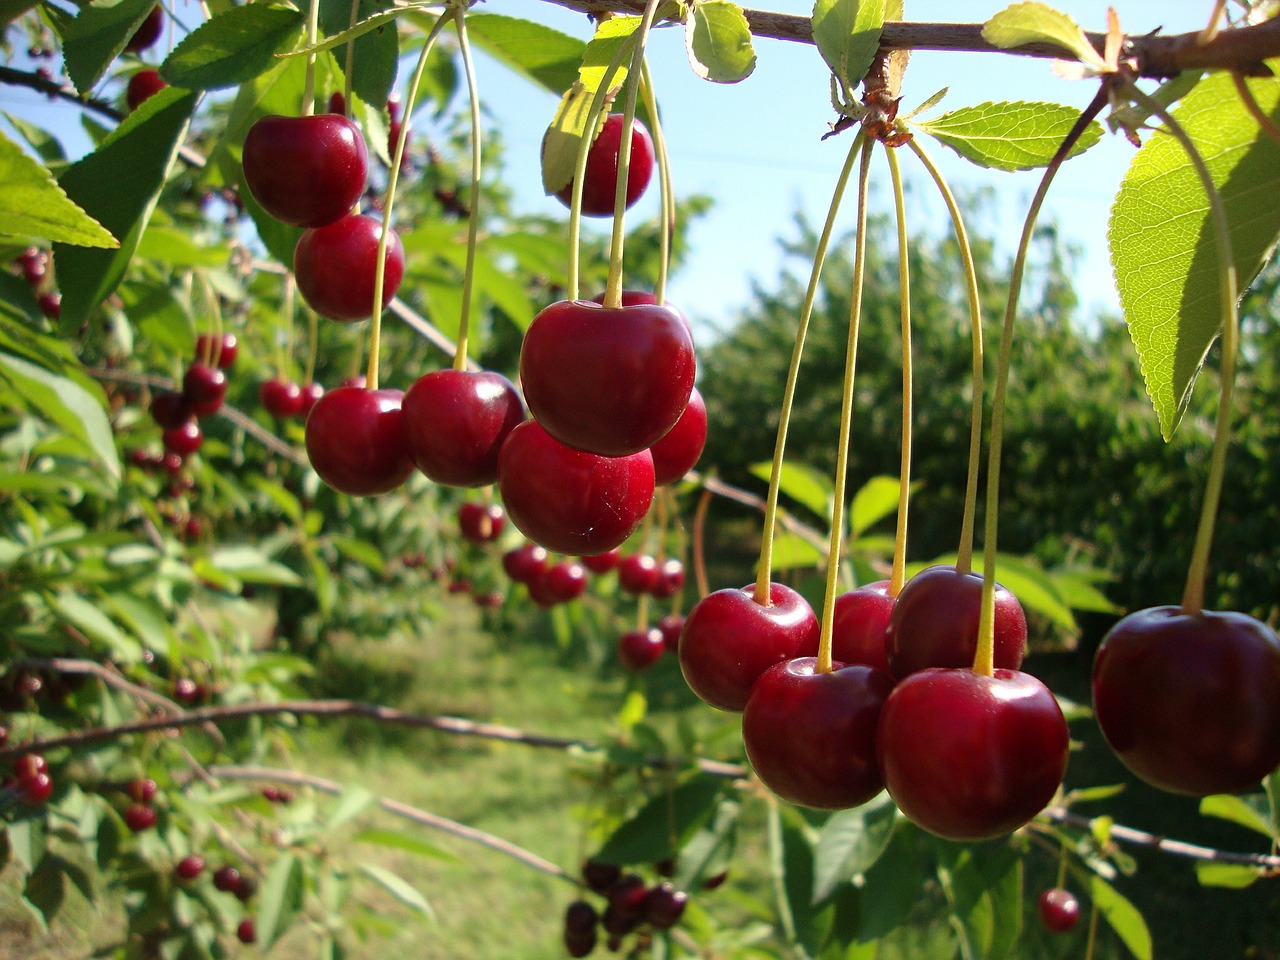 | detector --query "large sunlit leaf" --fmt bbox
[160,3,304,90]
[981,2,1106,70]
[0,133,115,248]
[811,0,886,94]
[1199,793,1278,840]
[578,15,640,95]
[467,13,584,95]
[911,101,1102,171]
[1090,873,1152,960]
[1195,862,1260,889]
[1109,67,1280,439]
[685,0,756,83]
[749,460,832,520]
[849,475,905,536]
[62,0,158,95]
